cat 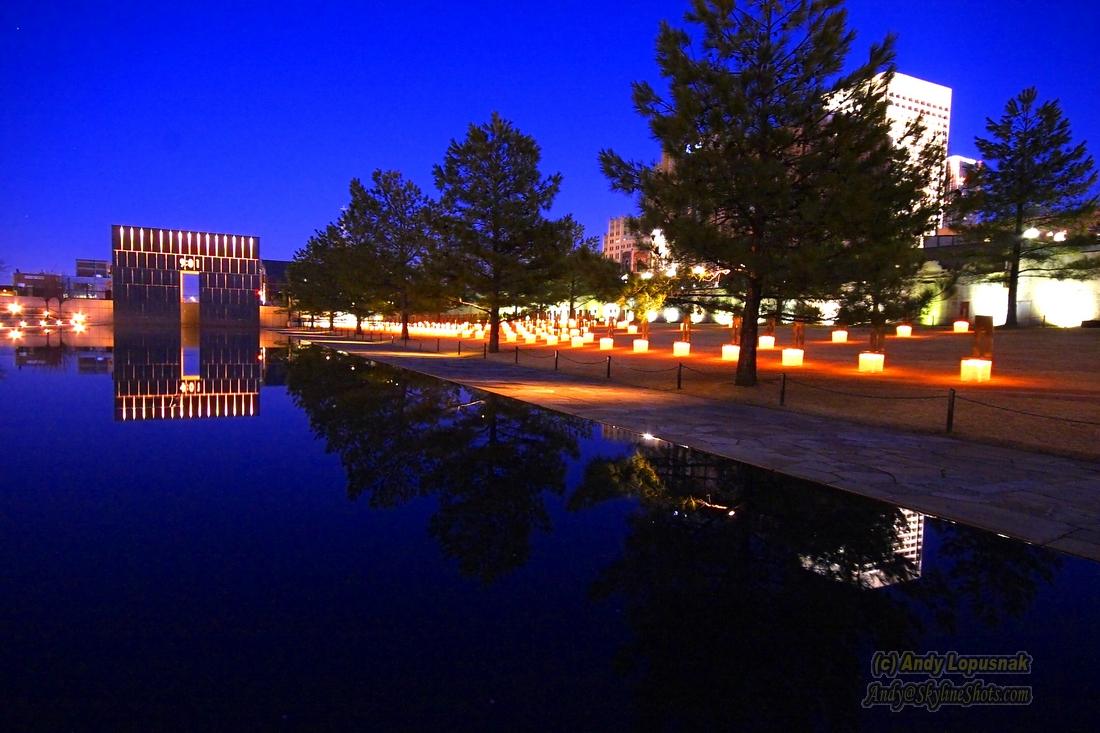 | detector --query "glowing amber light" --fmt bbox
[544,334,558,346]
[721,344,740,361]
[831,329,848,343]
[504,333,517,343]
[633,339,649,353]
[858,352,885,373]
[953,320,970,333]
[599,337,614,350]
[8,329,22,339]
[570,335,585,348]
[758,335,775,350]
[895,324,912,337]
[7,303,22,315]
[626,324,638,334]
[781,348,804,366]
[583,332,595,343]
[960,358,992,383]
[672,340,691,356]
